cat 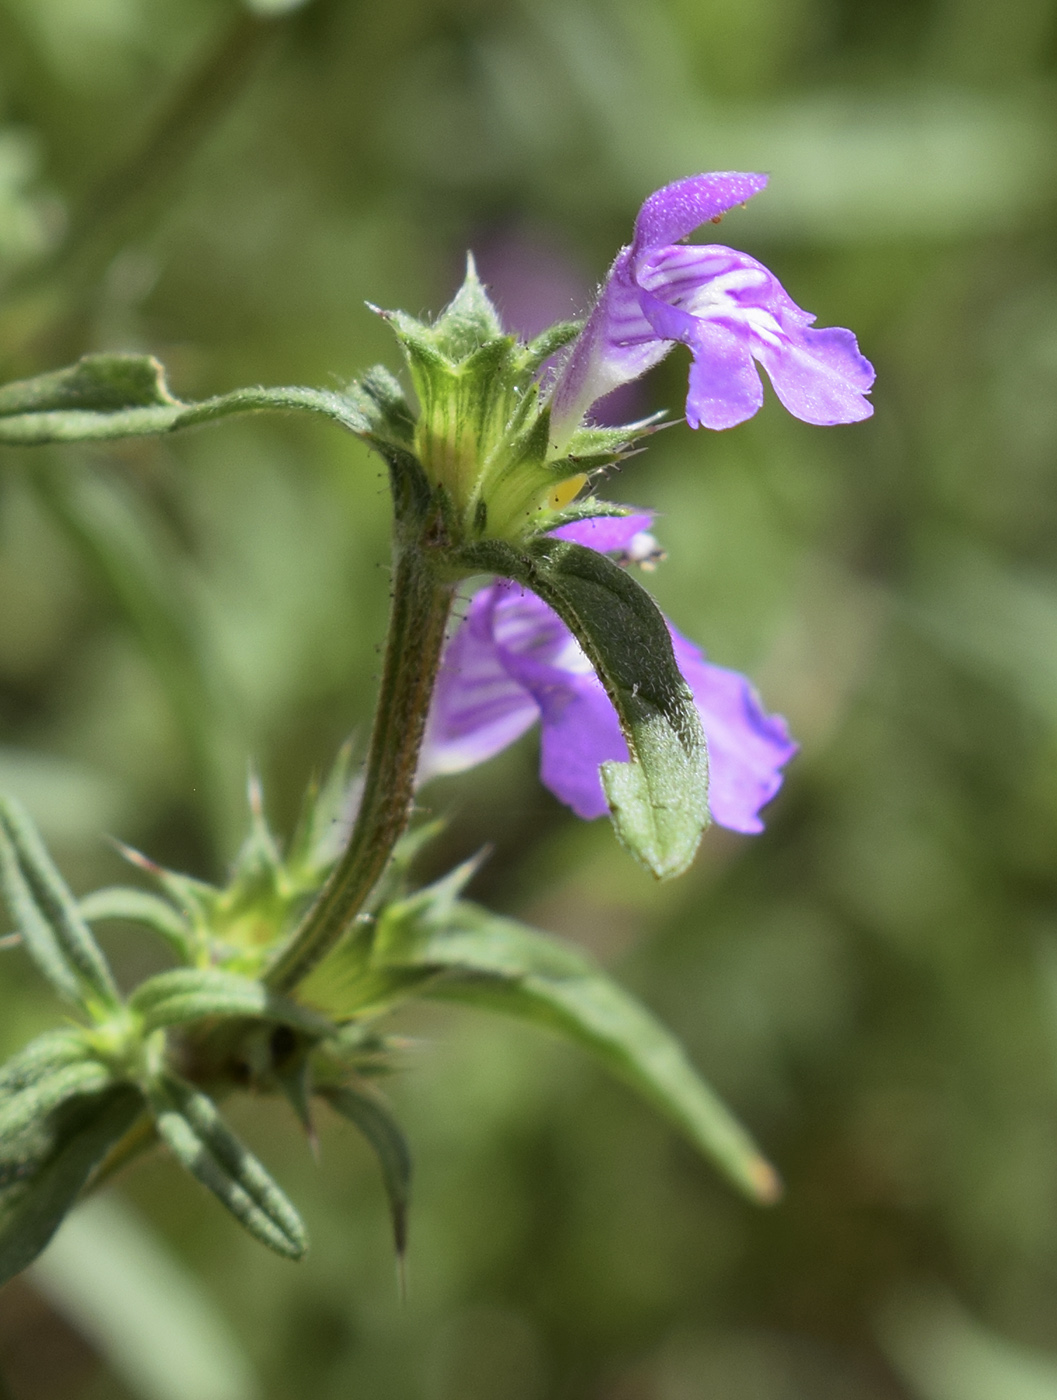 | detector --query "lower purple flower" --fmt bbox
[418,516,797,834]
